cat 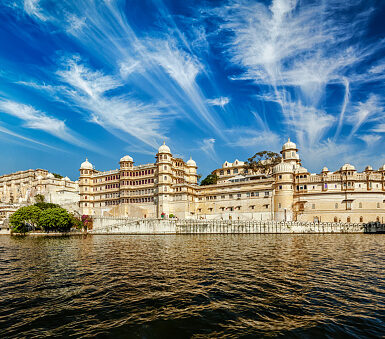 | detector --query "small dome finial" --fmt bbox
[288,137,290,142]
